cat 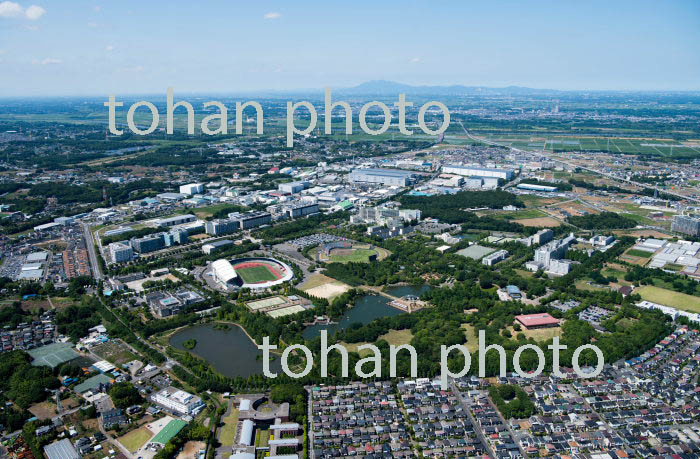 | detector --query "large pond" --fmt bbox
[169,285,431,376]
[169,323,282,378]
[302,284,431,339]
